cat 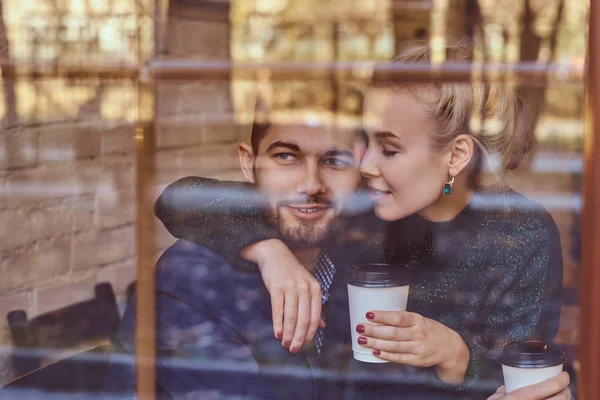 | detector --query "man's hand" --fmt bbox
[487,372,571,400]
[241,239,324,353]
